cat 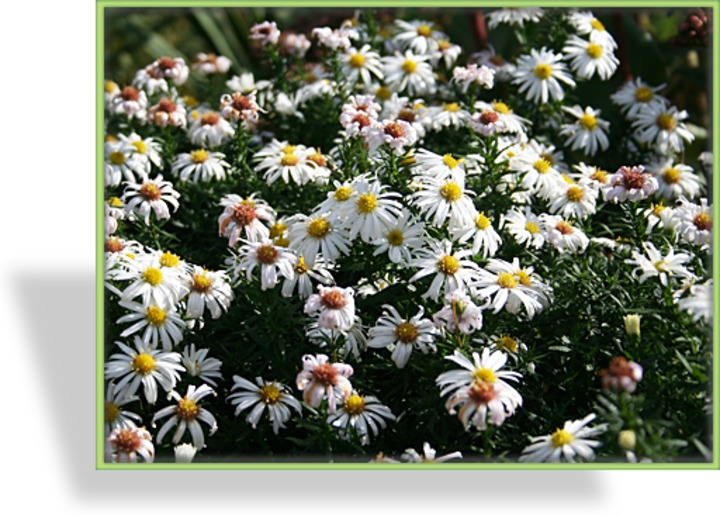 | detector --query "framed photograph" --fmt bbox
[98,0,718,469]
